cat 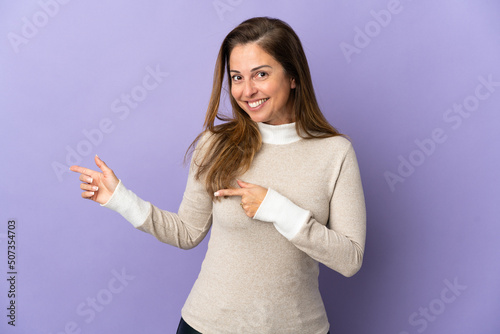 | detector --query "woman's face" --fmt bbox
[229,43,296,125]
